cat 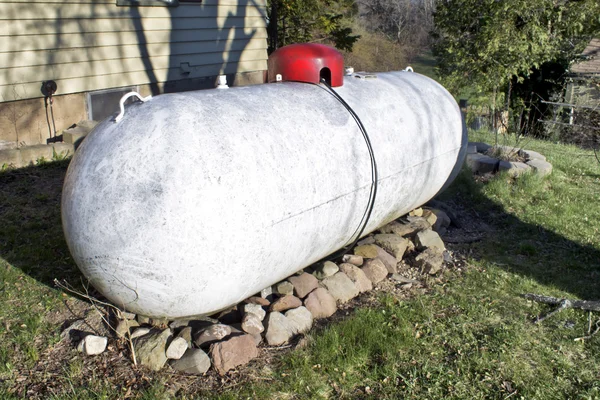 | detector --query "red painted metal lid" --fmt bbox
[268,43,345,87]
